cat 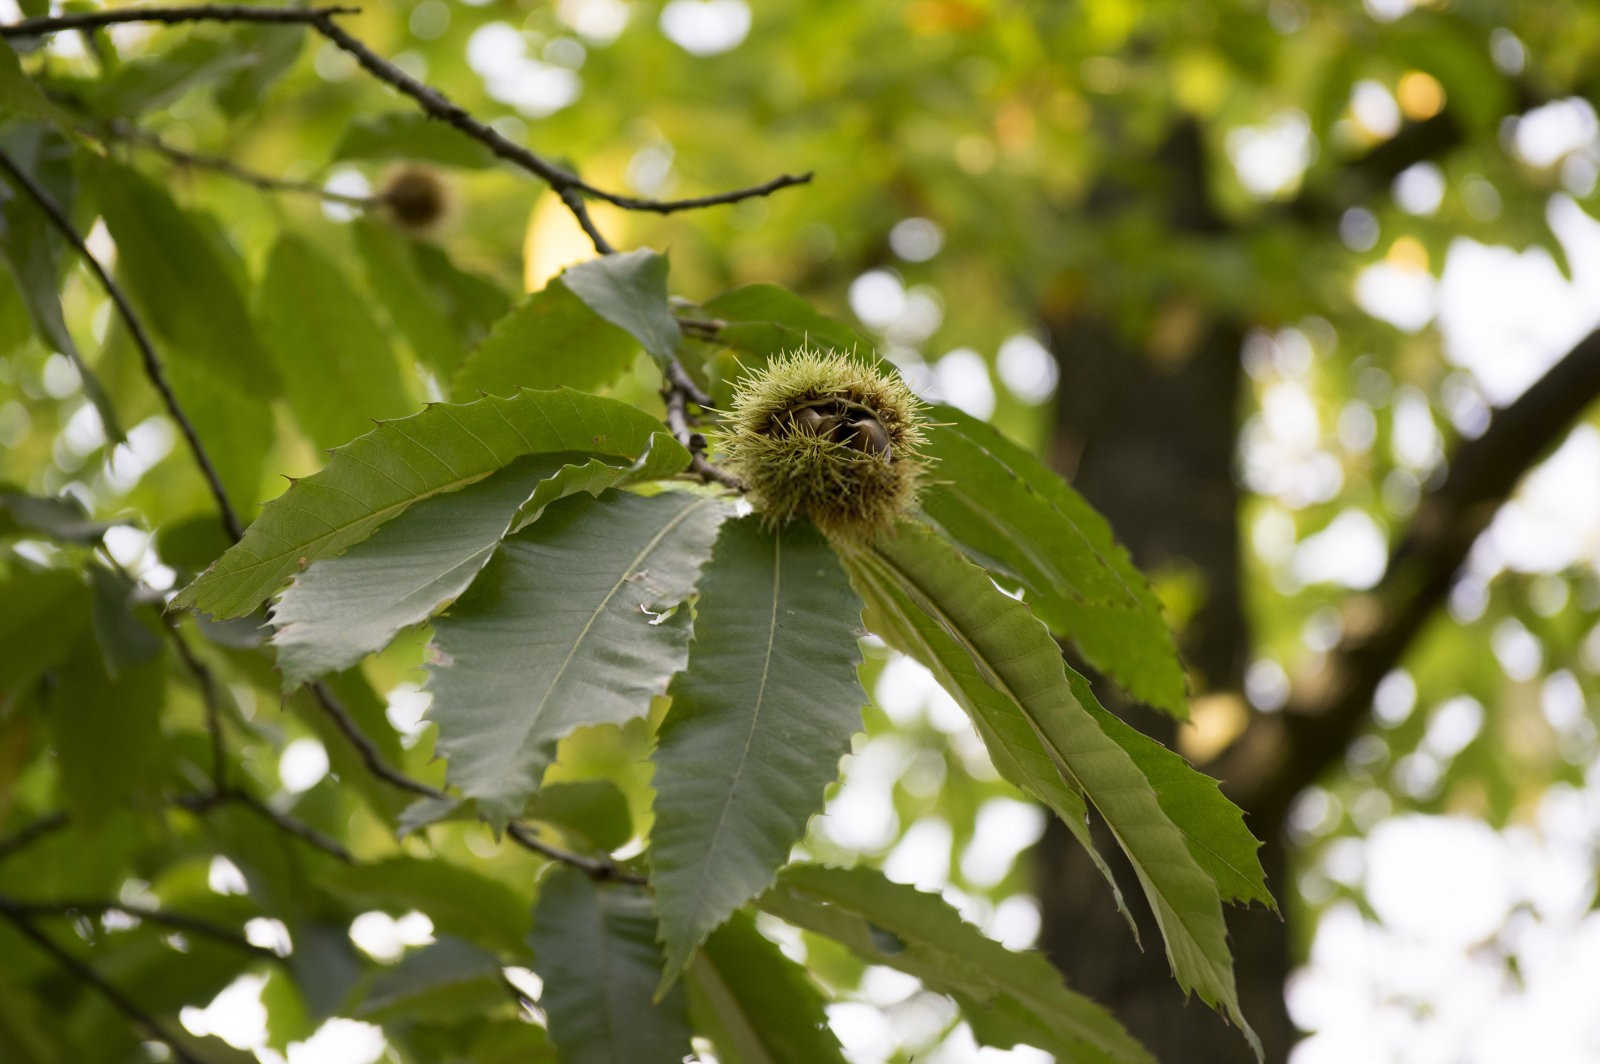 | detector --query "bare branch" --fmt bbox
[174,789,355,864]
[1216,328,1600,832]
[0,4,357,36]
[0,905,207,1064]
[0,896,282,962]
[308,680,447,800]
[506,823,646,886]
[0,149,244,542]
[103,121,377,207]
[0,811,70,862]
